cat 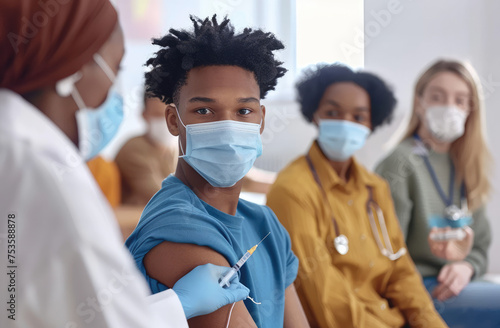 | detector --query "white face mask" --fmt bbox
[424,105,468,142]
[147,118,177,148]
